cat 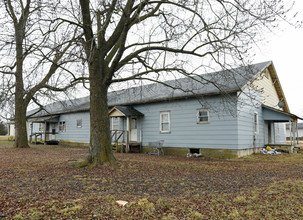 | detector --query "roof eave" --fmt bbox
[108,89,240,107]
[262,104,303,120]
[239,61,272,96]
[267,63,290,113]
